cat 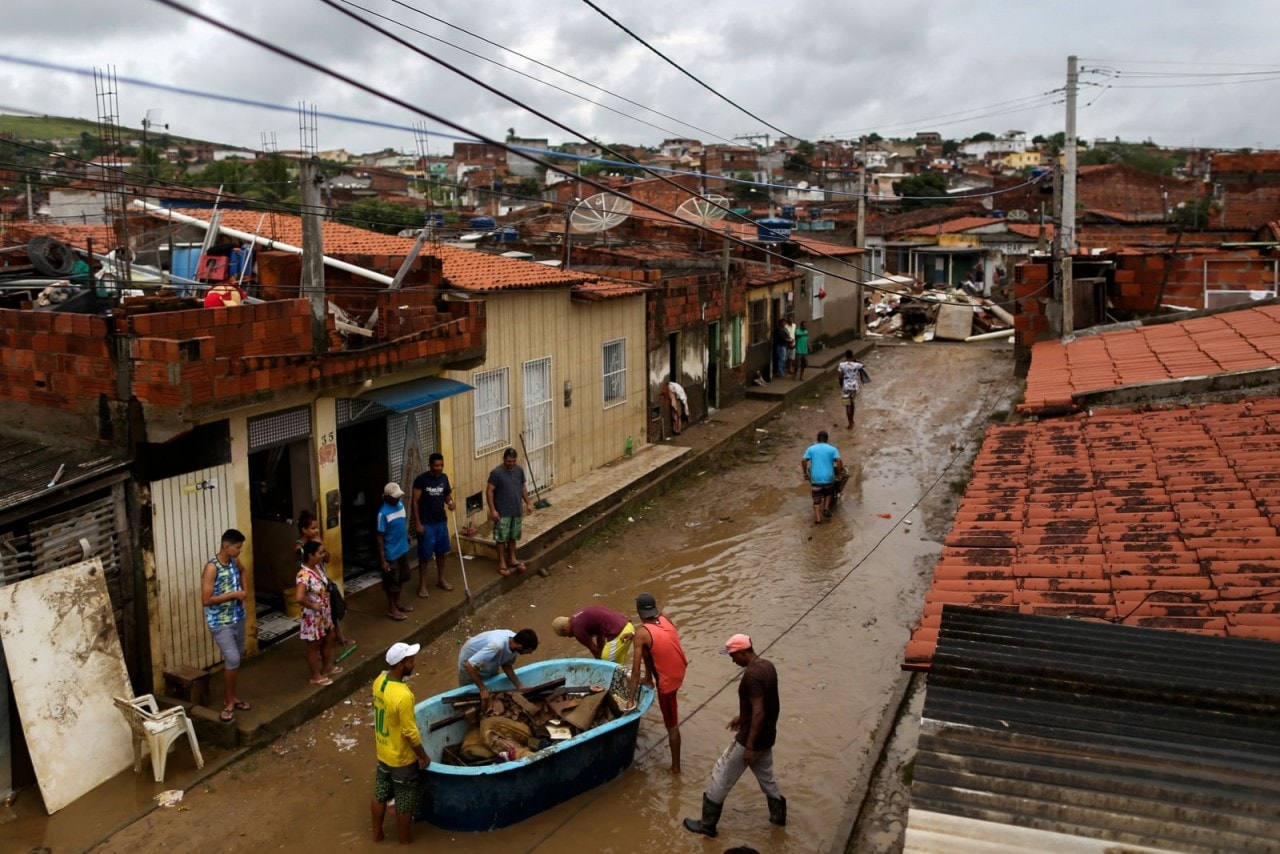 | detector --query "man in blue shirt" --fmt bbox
[802,431,843,524]
[376,482,413,621]
[457,627,539,708]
